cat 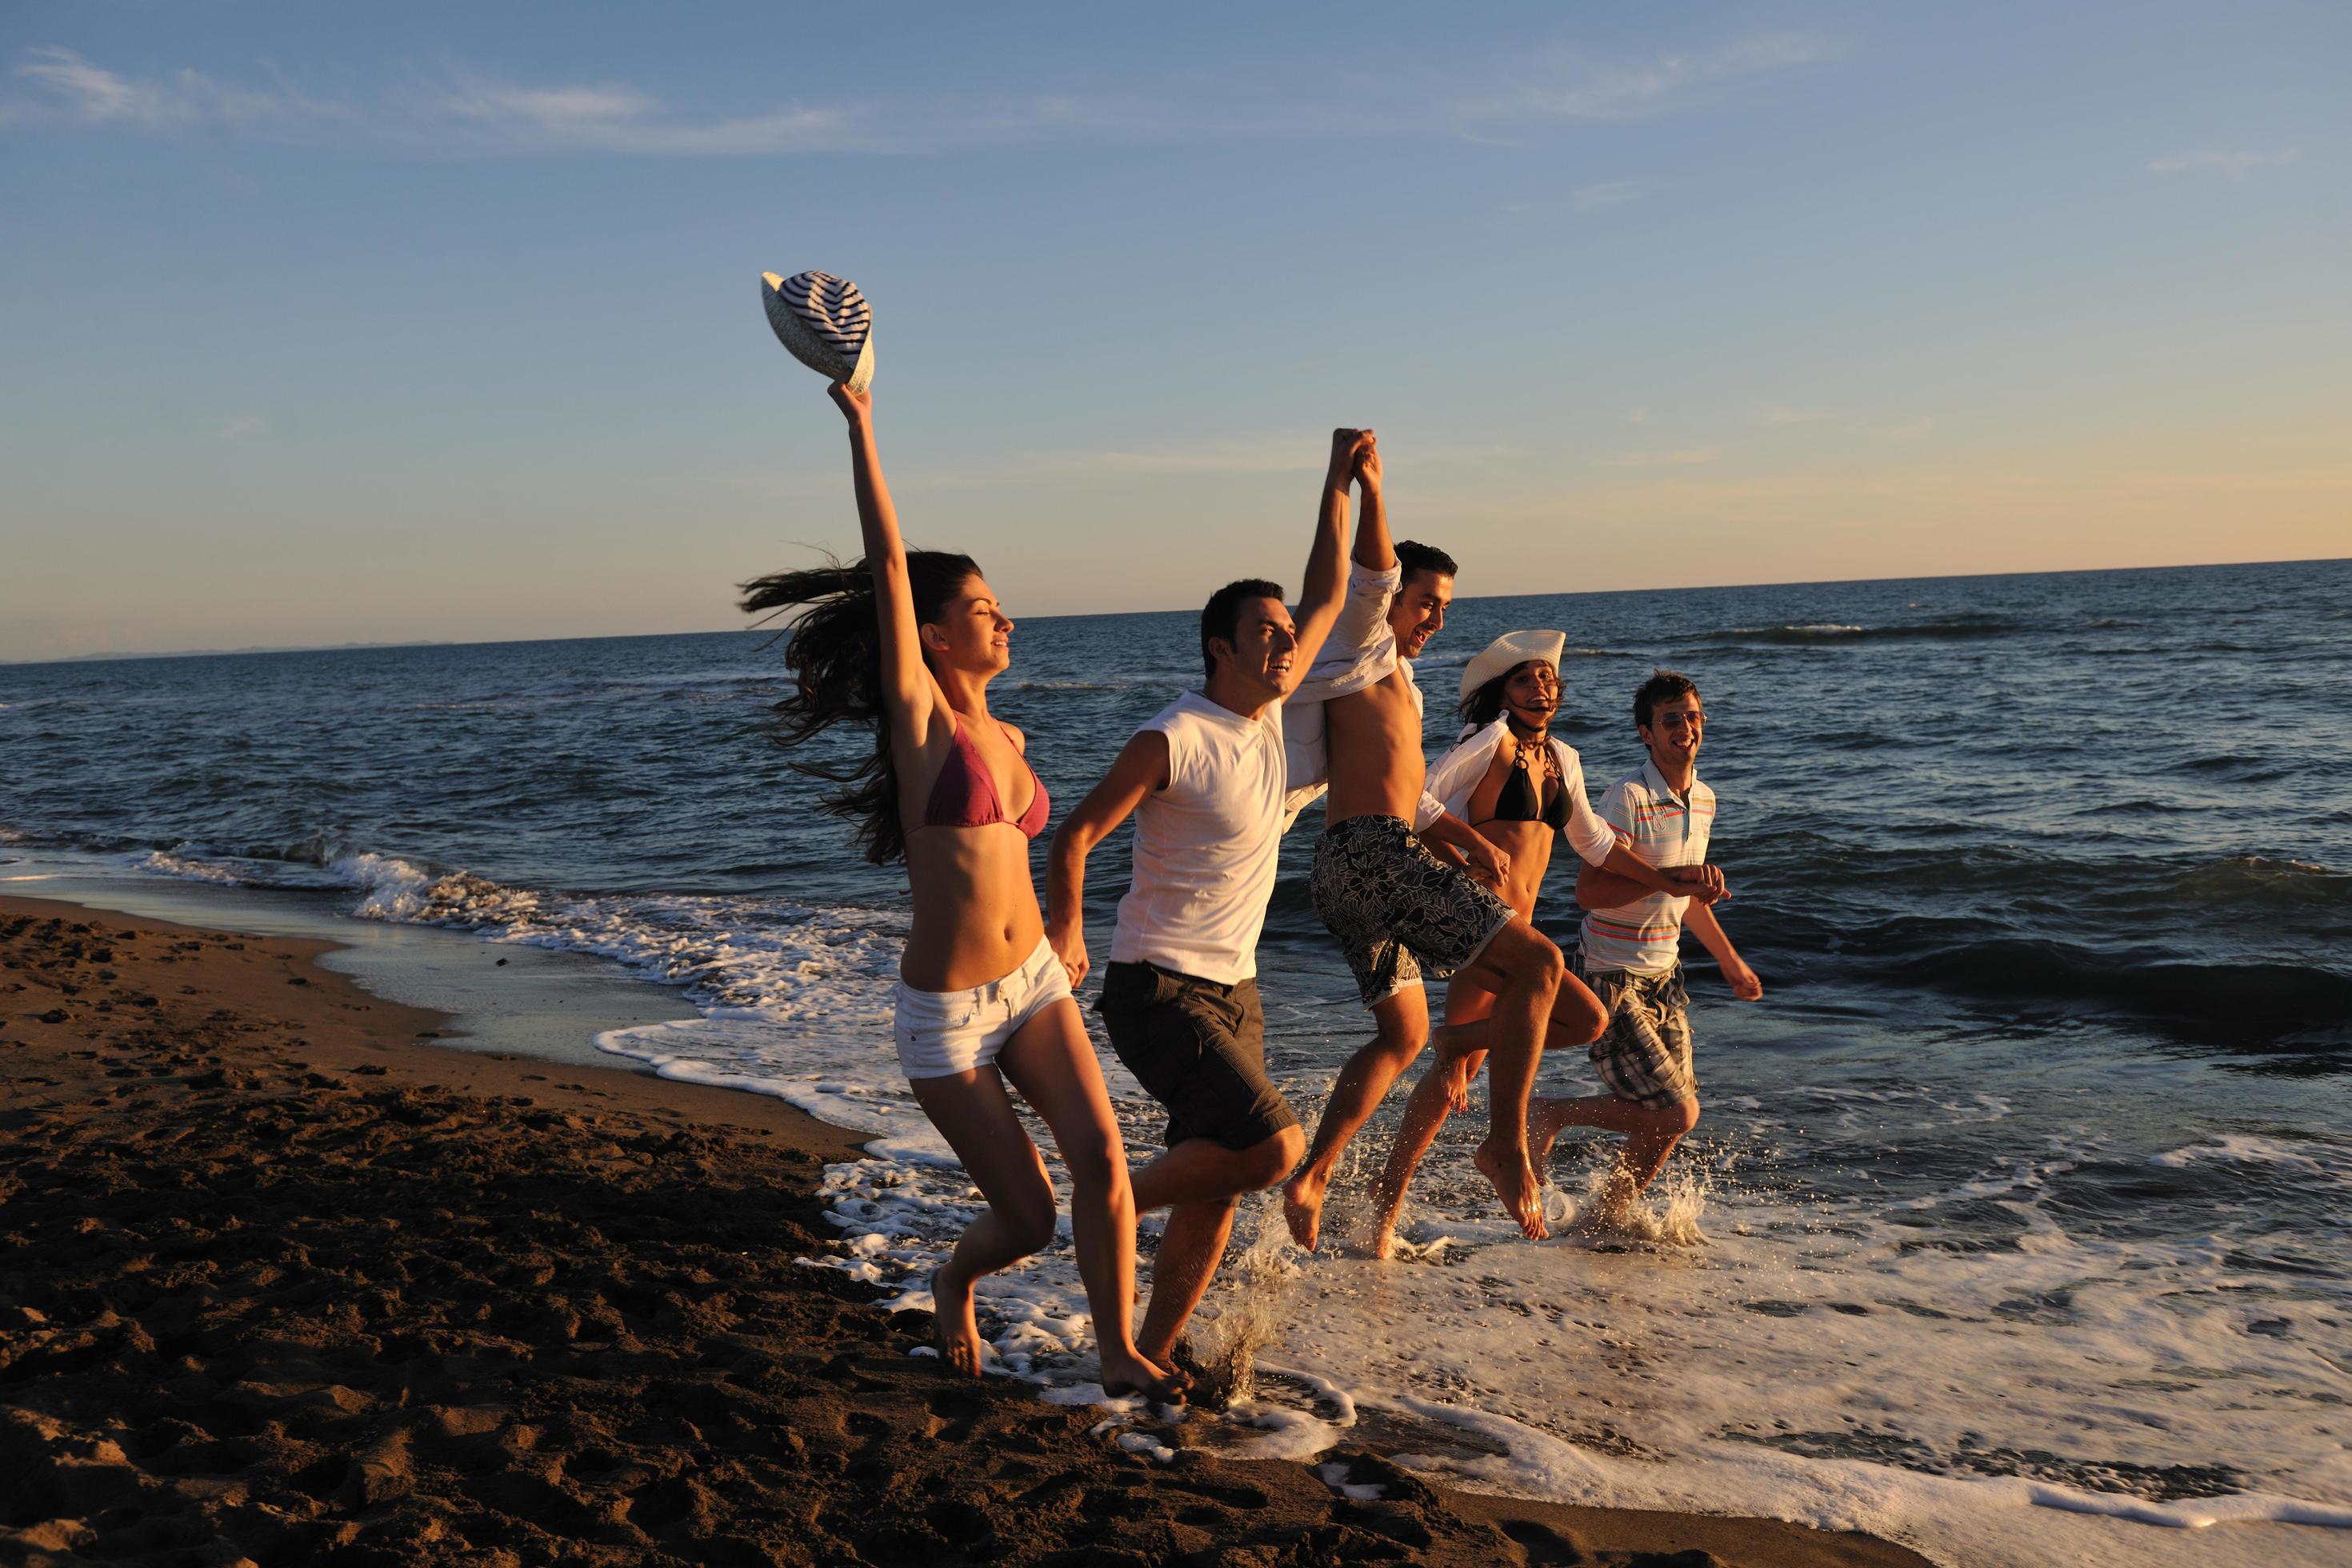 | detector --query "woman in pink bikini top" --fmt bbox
[737,382,1179,1404]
